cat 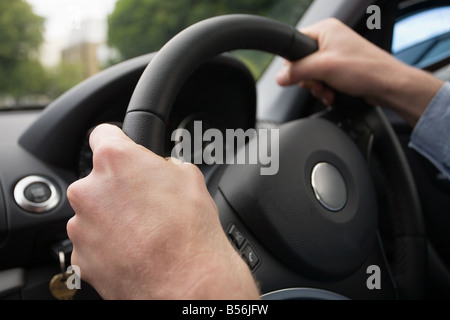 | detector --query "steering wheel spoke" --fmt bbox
[318,106,375,163]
